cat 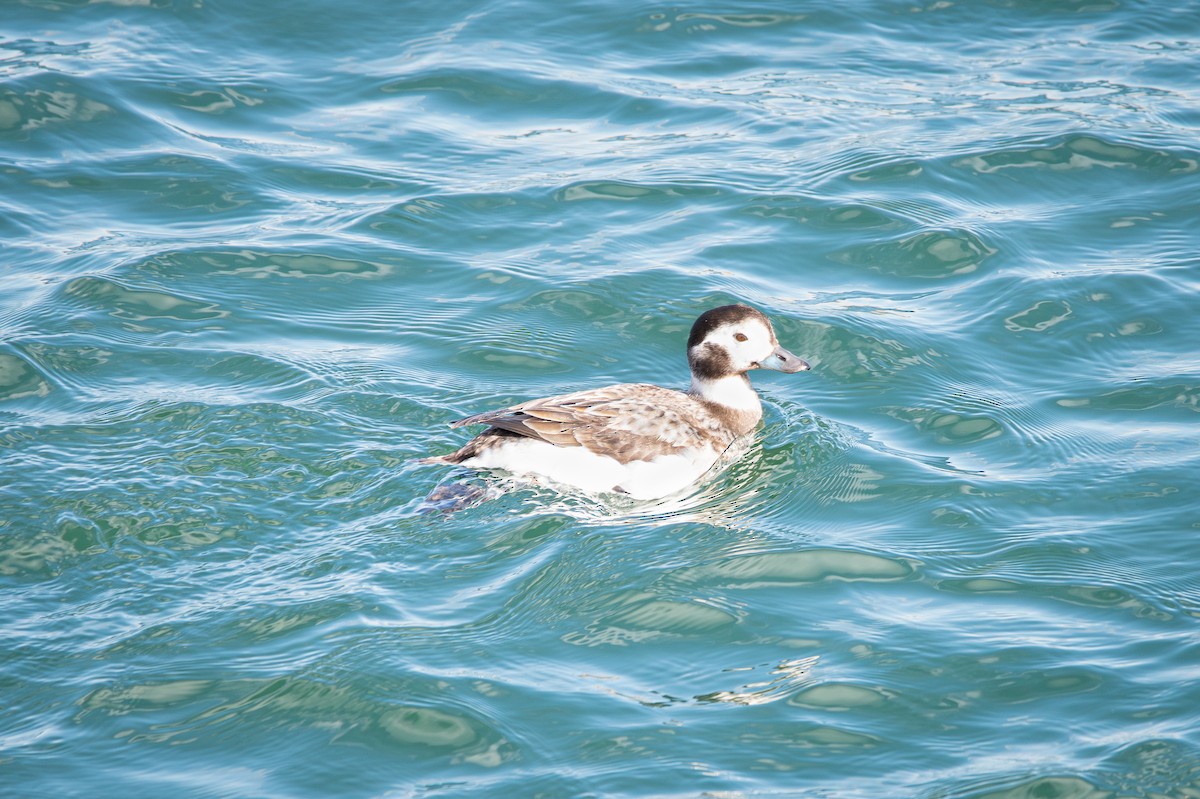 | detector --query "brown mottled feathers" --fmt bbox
[443,383,748,465]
